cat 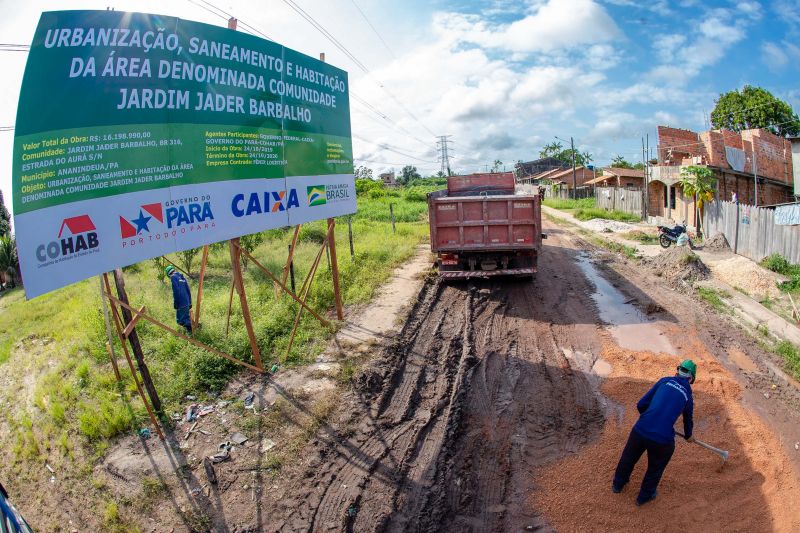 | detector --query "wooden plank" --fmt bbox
[229,238,263,370]
[327,218,344,320]
[105,291,264,374]
[122,306,146,338]
[113,269,162,413]
[102,273,164,441]
[193,245,209,328]
[237,245,331,328]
